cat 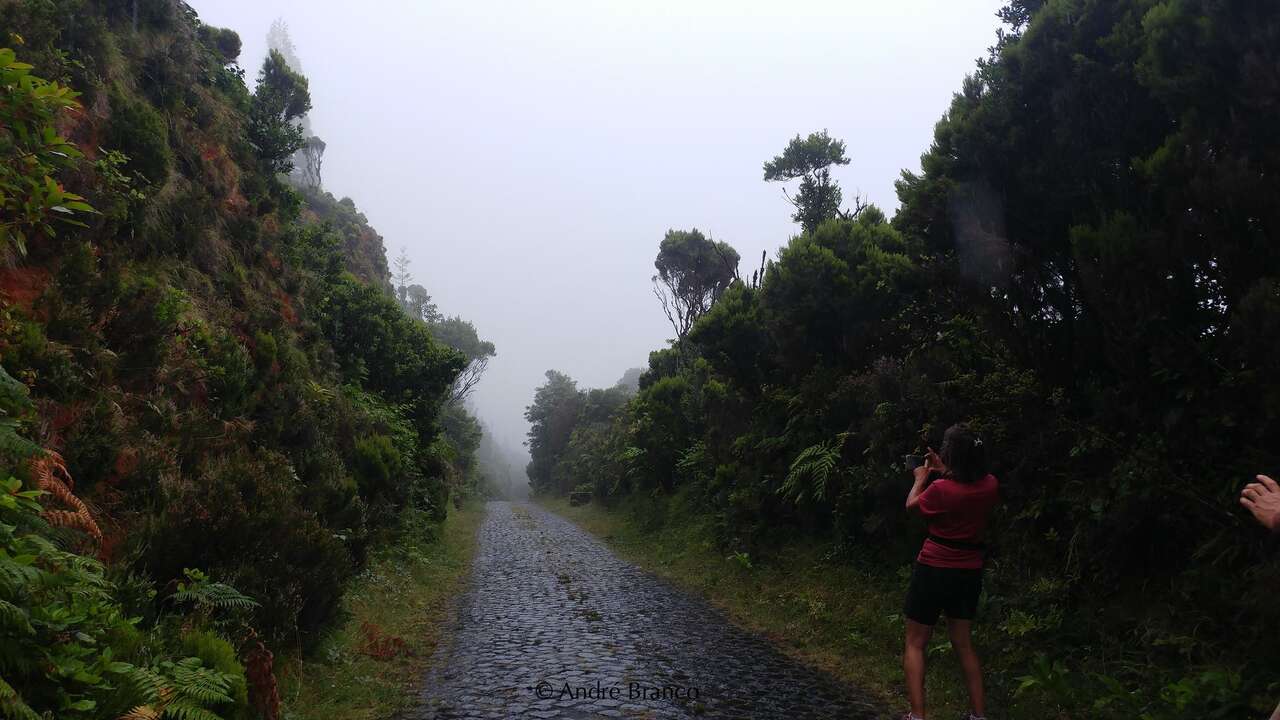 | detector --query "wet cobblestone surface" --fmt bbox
[405,501,885,720]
